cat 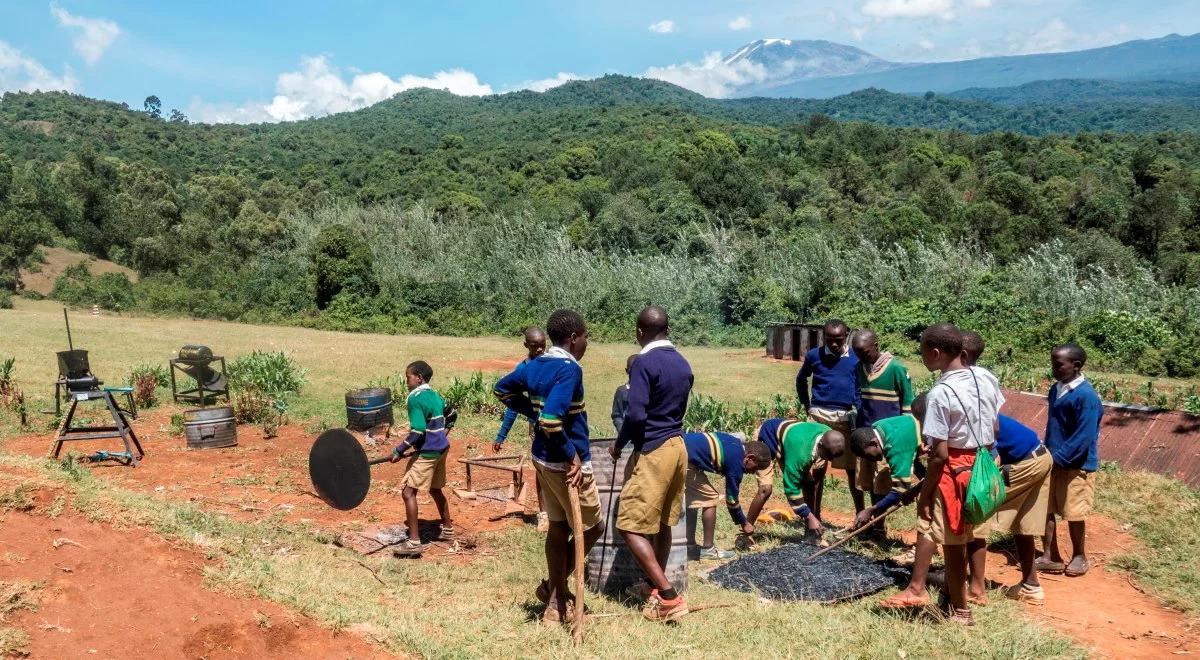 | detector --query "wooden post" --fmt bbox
[567,484,586,647]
